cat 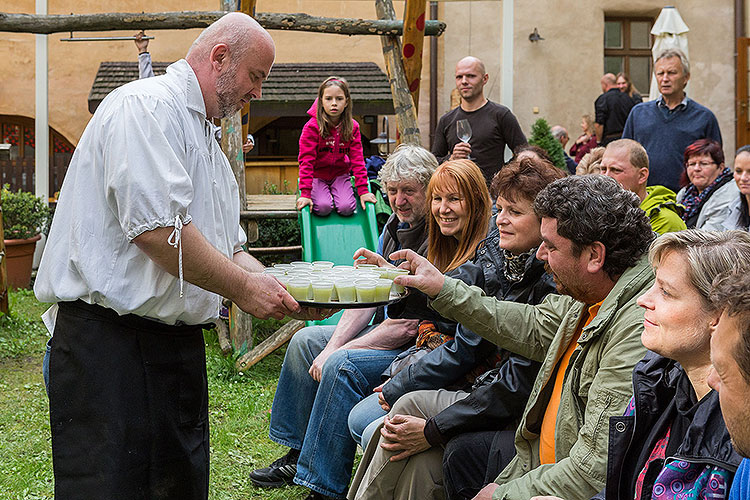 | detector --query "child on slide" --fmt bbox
[297,76,376,215]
